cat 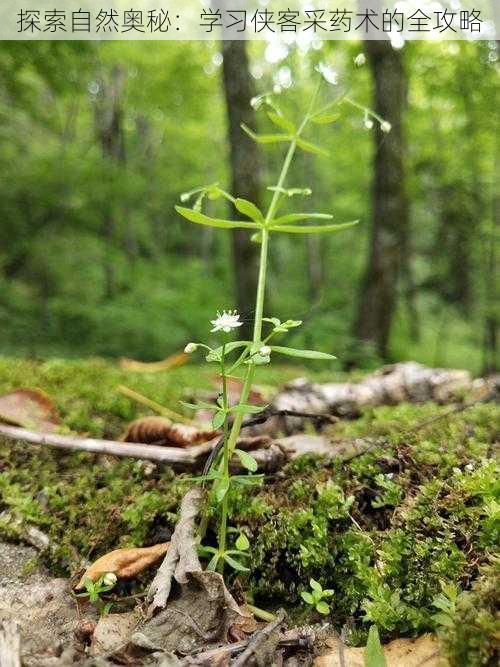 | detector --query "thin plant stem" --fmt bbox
[218,342,230,566]
[214,81,323,571]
